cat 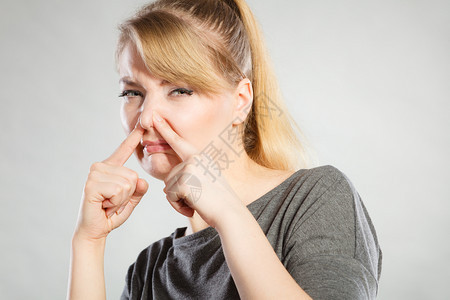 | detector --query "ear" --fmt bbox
[232,78,253,126]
